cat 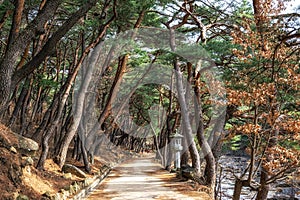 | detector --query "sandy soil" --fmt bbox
[86,156,212,200]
